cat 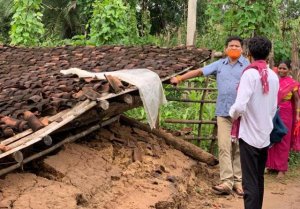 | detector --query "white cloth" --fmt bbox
[229,68,279,148]
[60,68,167,129]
